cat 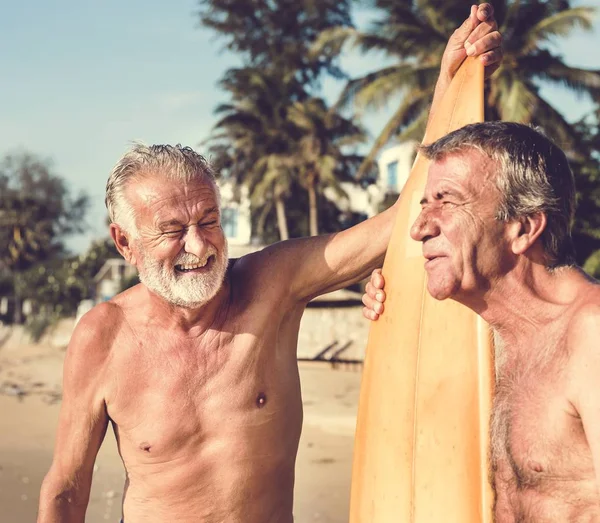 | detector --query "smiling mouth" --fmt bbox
[175,255,215,273]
